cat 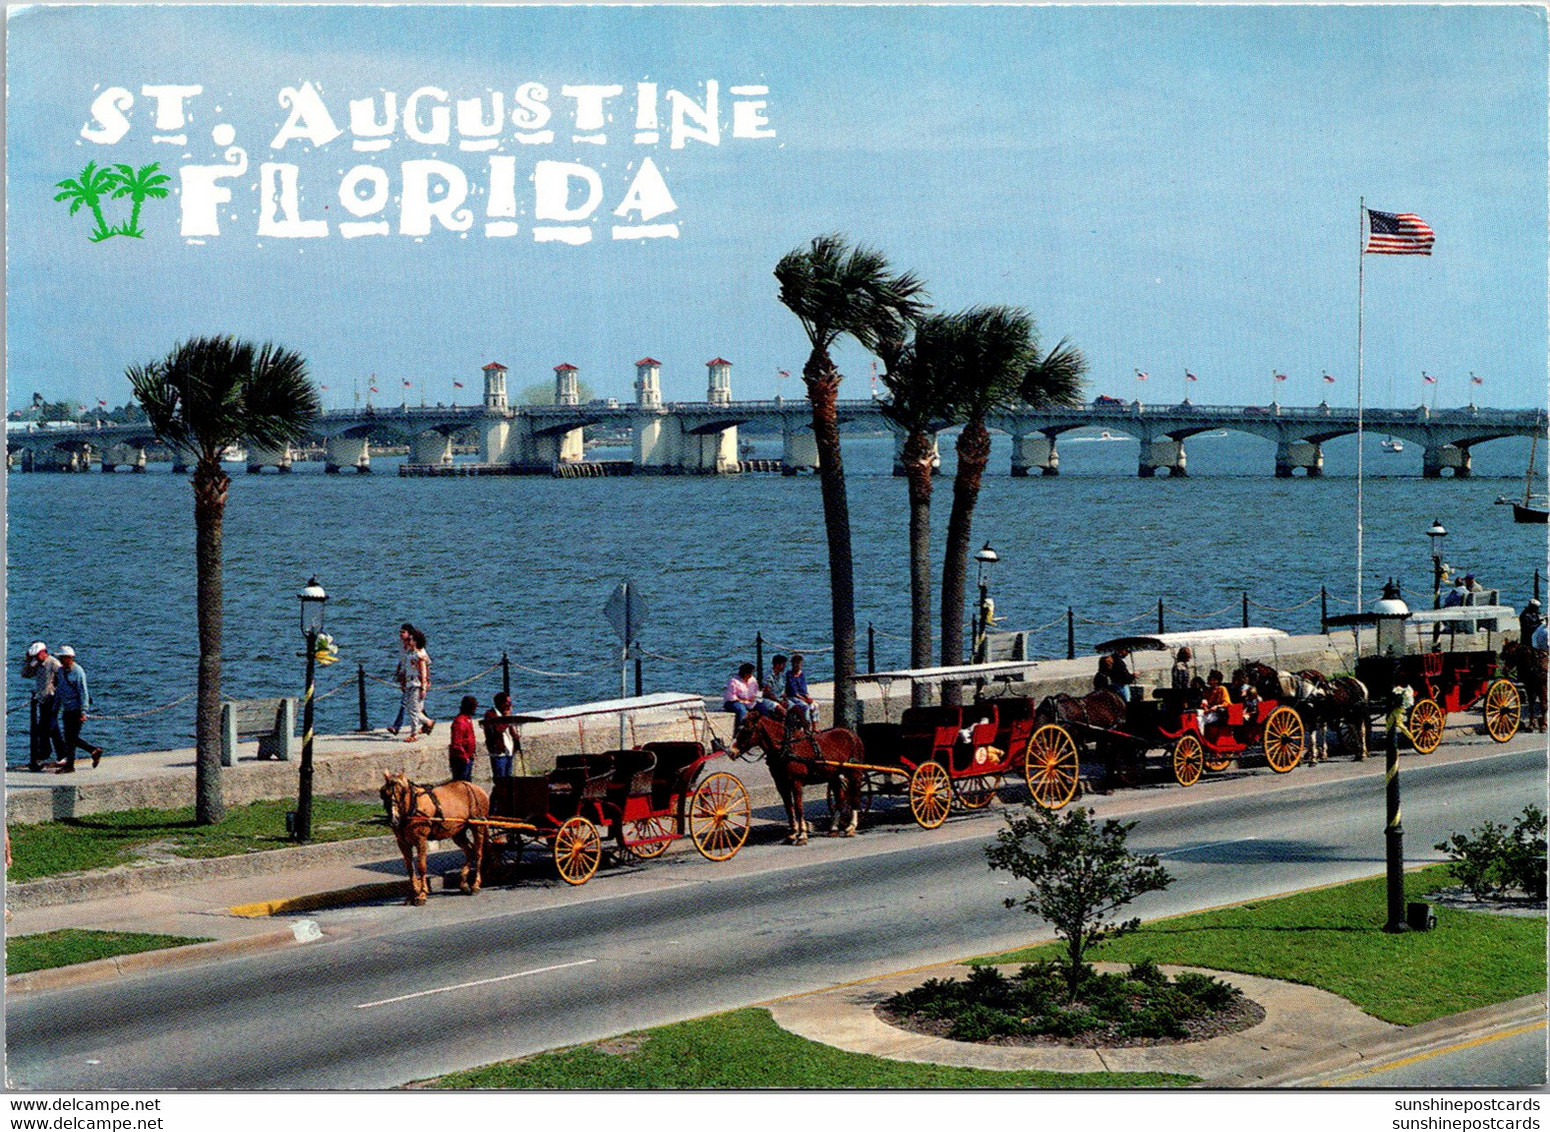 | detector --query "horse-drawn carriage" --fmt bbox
[1344,605,1524,753]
